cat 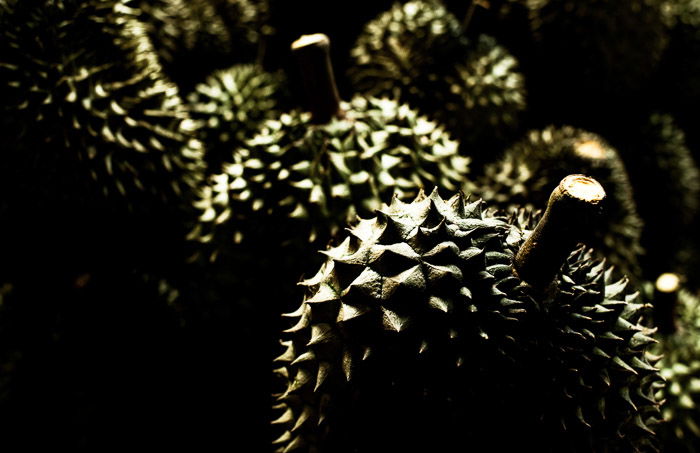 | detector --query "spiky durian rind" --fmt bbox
[137,0,266,88]
[0,0,204,215]
[187,64,289,174]
[653,289,700,452]
[272,189,661,452]
[473,126,644,280]
[189,96,470,262]
[349,0,526,158]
